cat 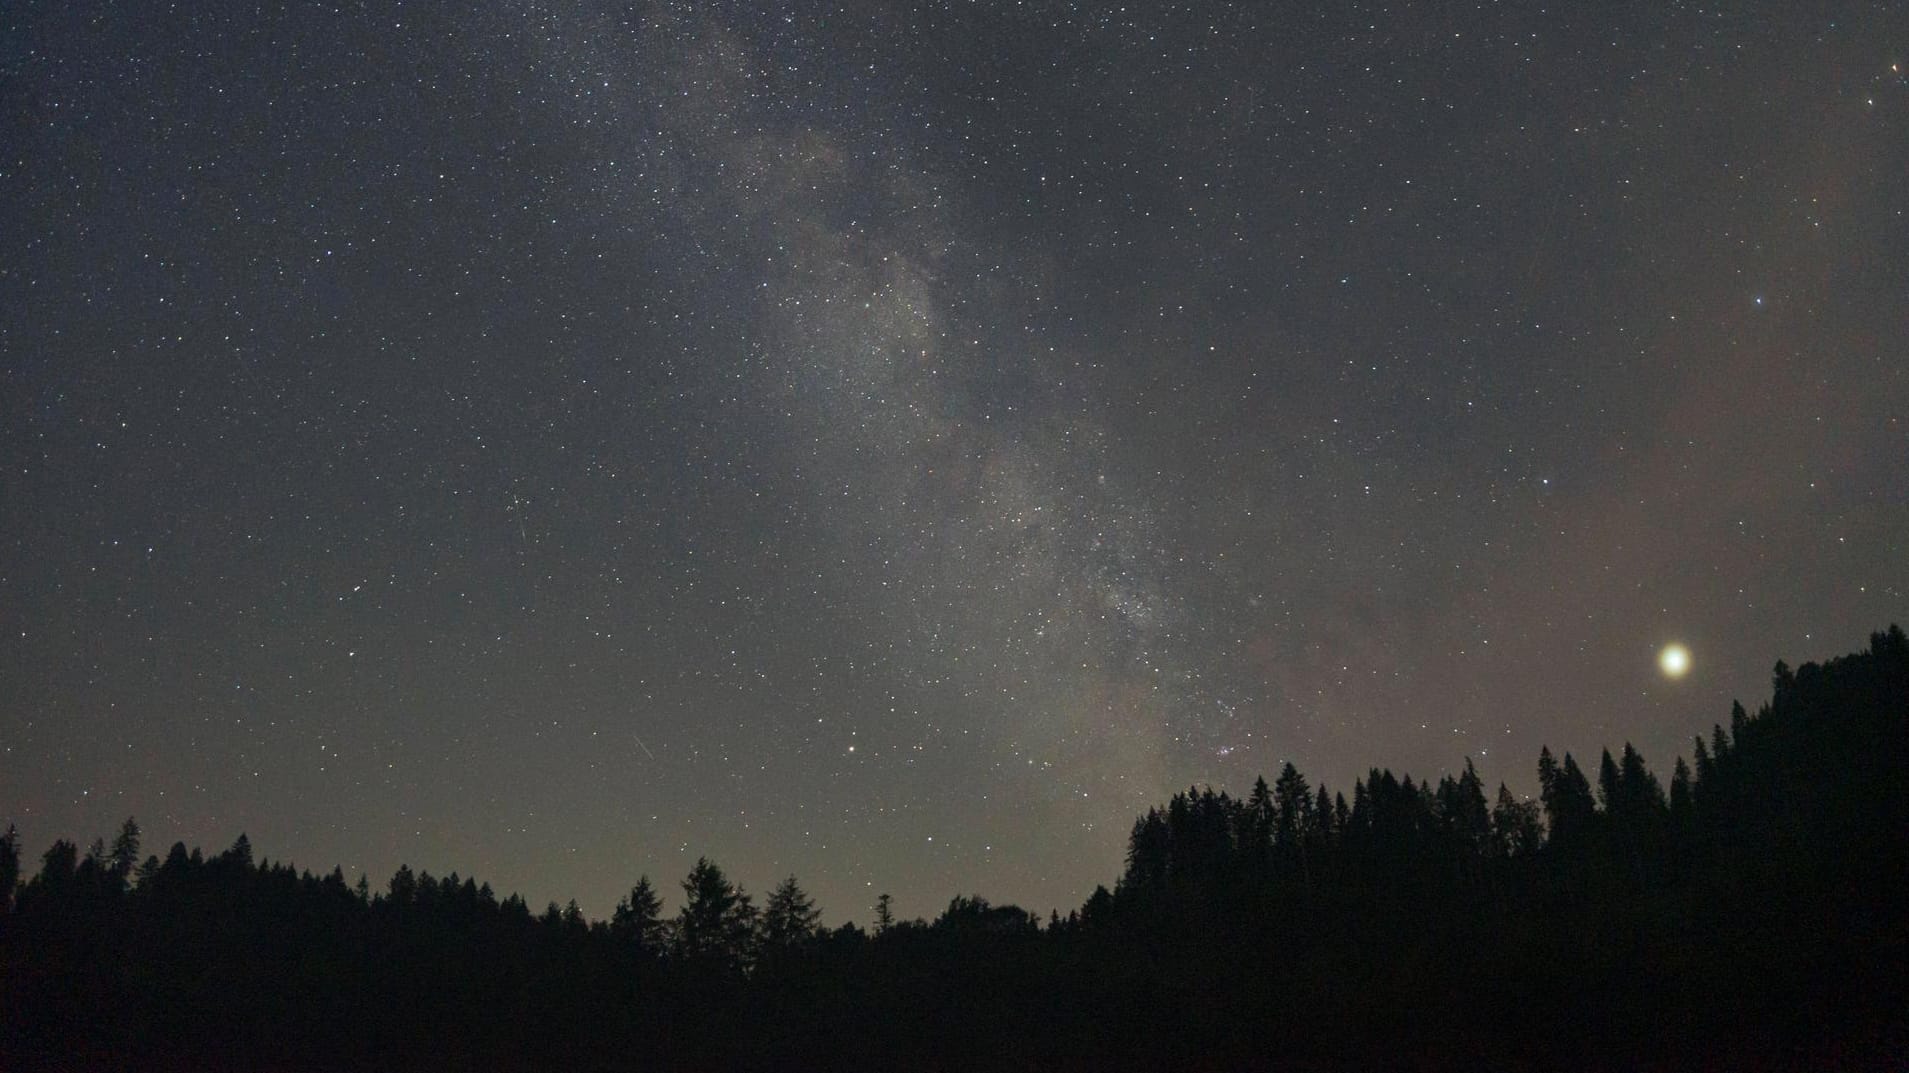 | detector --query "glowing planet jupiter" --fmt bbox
[1659,643,1692,678]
